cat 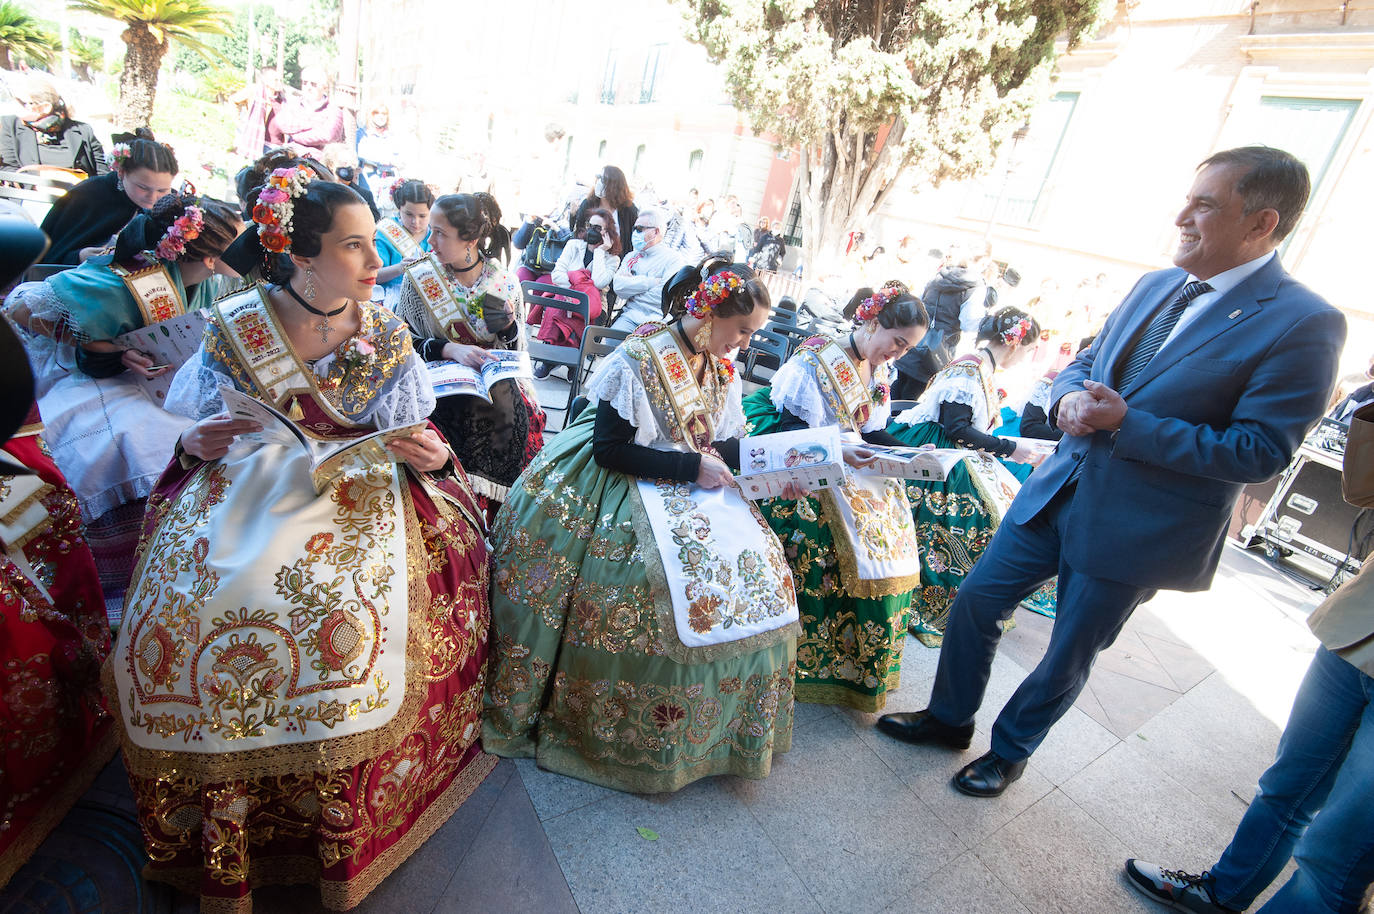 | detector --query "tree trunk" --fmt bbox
[0,48,12,71]
[116,23,168,132]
